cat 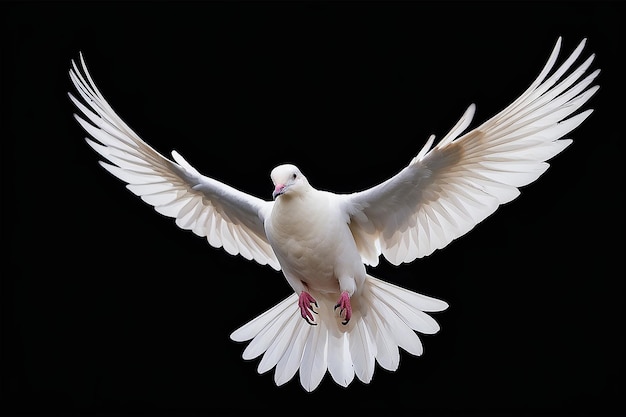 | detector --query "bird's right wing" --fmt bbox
[69,54,280,270]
